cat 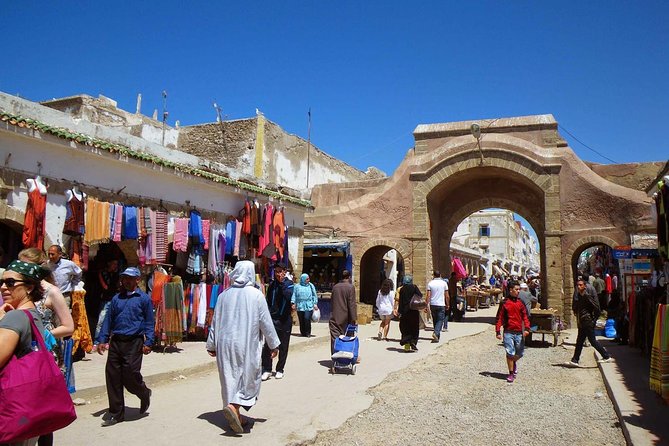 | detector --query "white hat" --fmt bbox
[520,283,528,289]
